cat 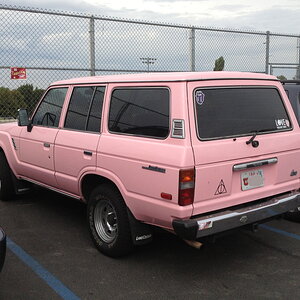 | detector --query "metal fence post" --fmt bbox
[265,31,270,74]
[89,15,95,76]
[270,65,273,75]
[296,37,300,80]
[189,27,195,71]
